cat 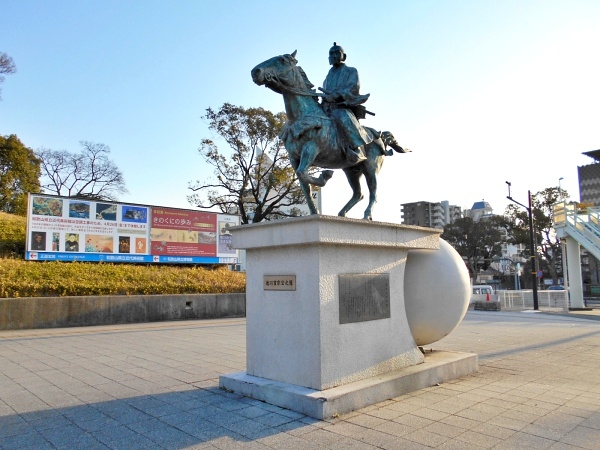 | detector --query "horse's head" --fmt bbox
[251,51,313,95]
